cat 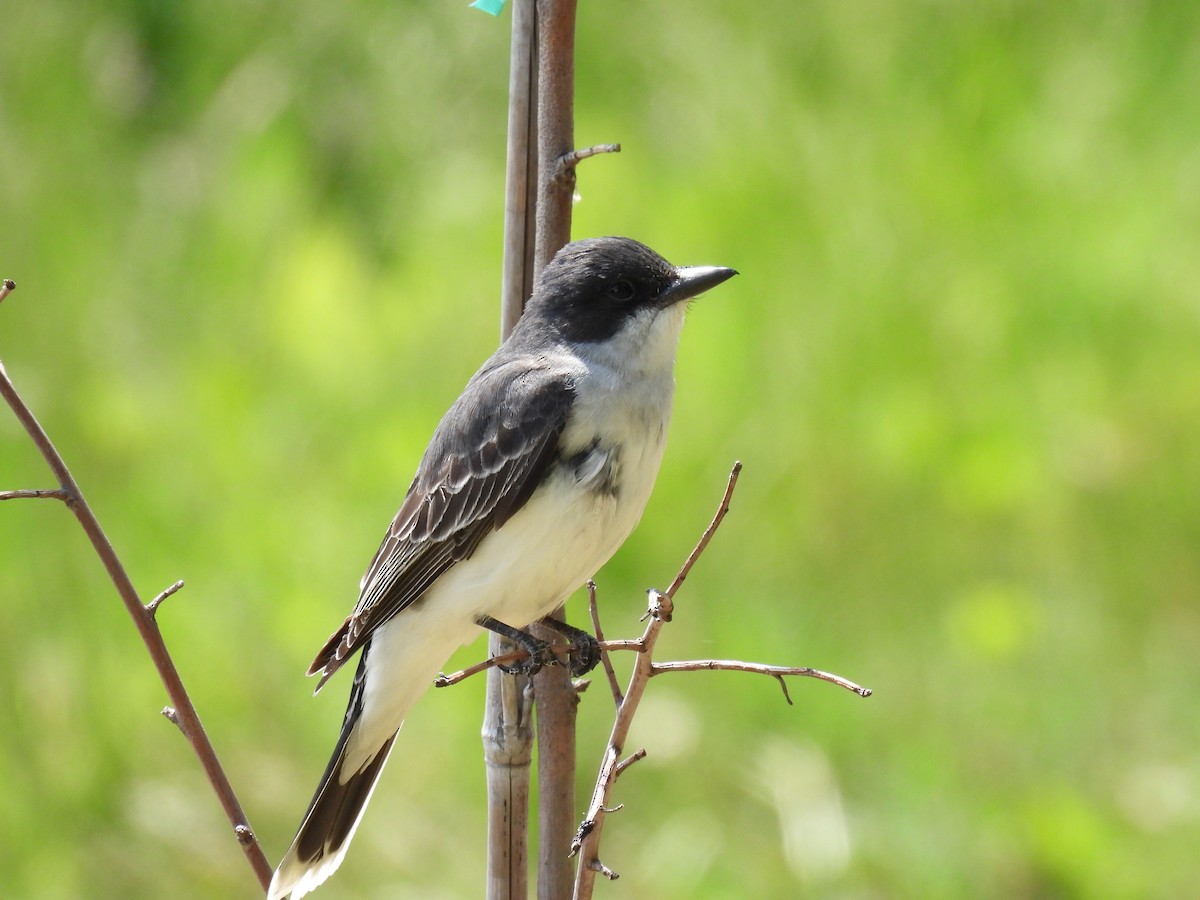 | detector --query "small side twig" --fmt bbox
[586,858,619,881]
[555,142,621,180]
[612,749,646,778]
[0,488,70,501]
[588,580,623,706]
[146,579,186,617]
